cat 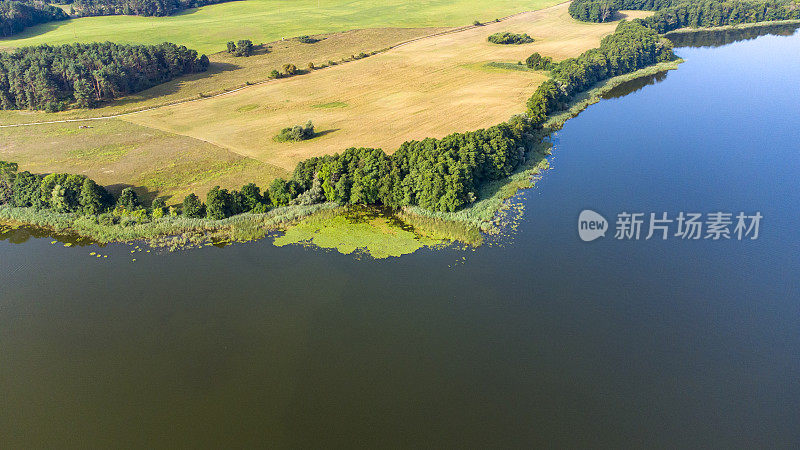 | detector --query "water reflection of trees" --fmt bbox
[666,23,800,48]
[601,71,669,100]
